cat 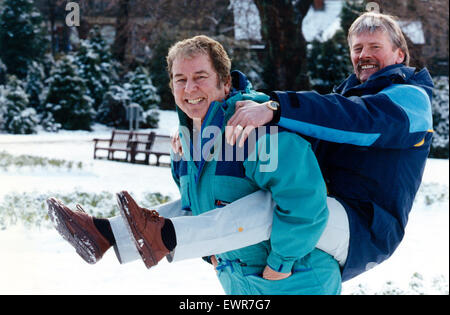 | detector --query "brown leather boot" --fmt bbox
[116,191,169,268]
[46,197,111,264]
